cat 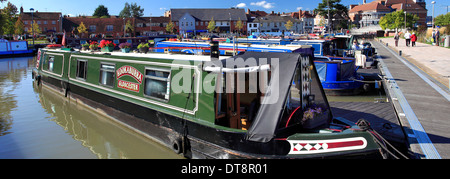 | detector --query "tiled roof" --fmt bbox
[171,8,248,21]
[349,1,391,13]
[21,12,61,20]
